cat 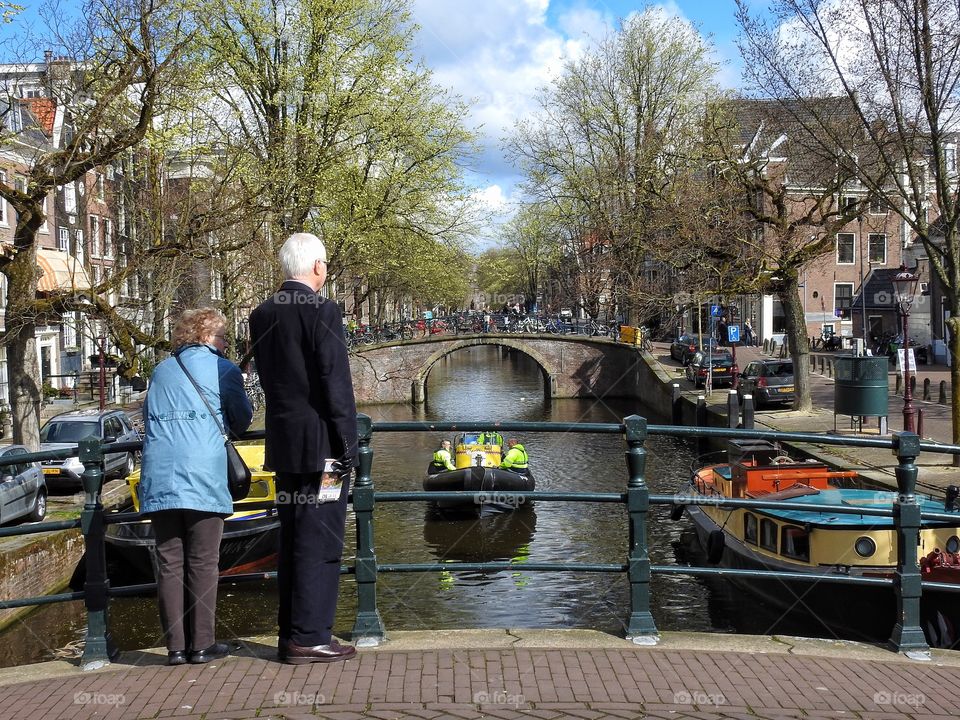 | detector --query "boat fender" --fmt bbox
[669,504,685,521]
[706,530,725,564]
